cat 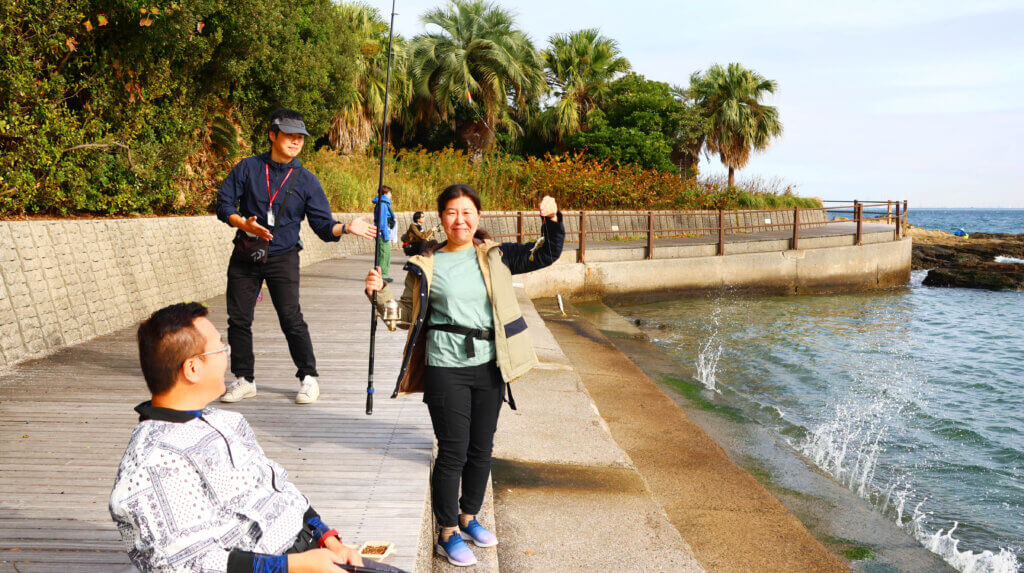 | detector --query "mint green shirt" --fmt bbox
[426,248,496,367]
